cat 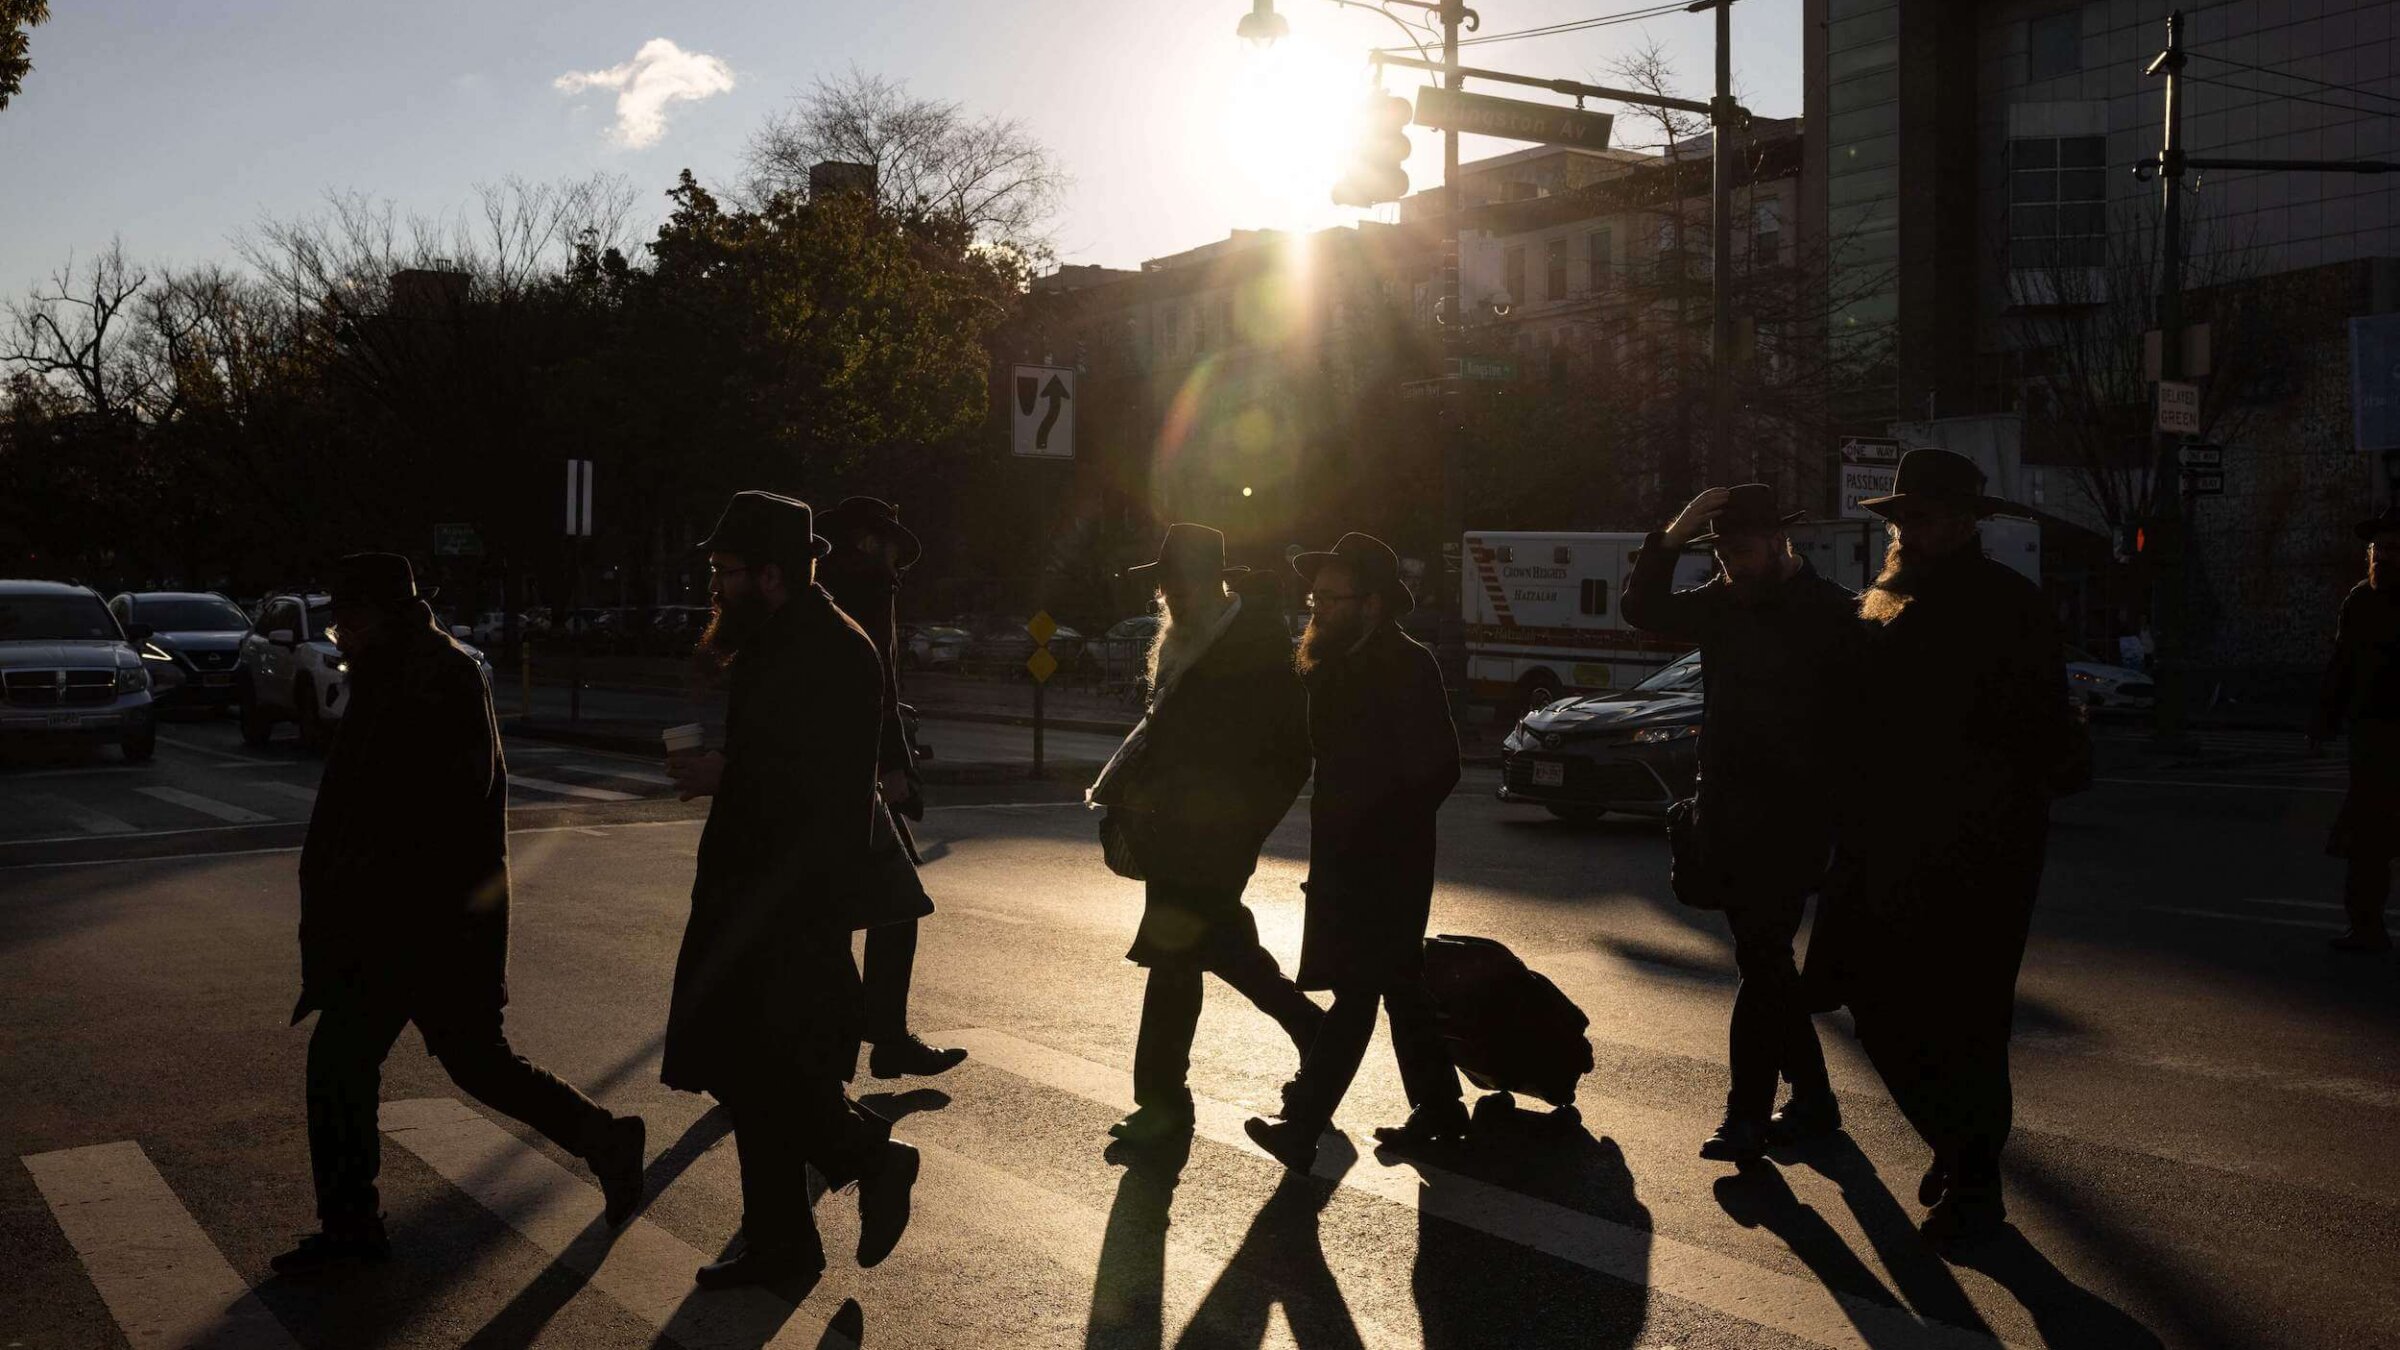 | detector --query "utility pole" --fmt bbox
[1701,0,1740,492]
[1439,0,1467,680]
